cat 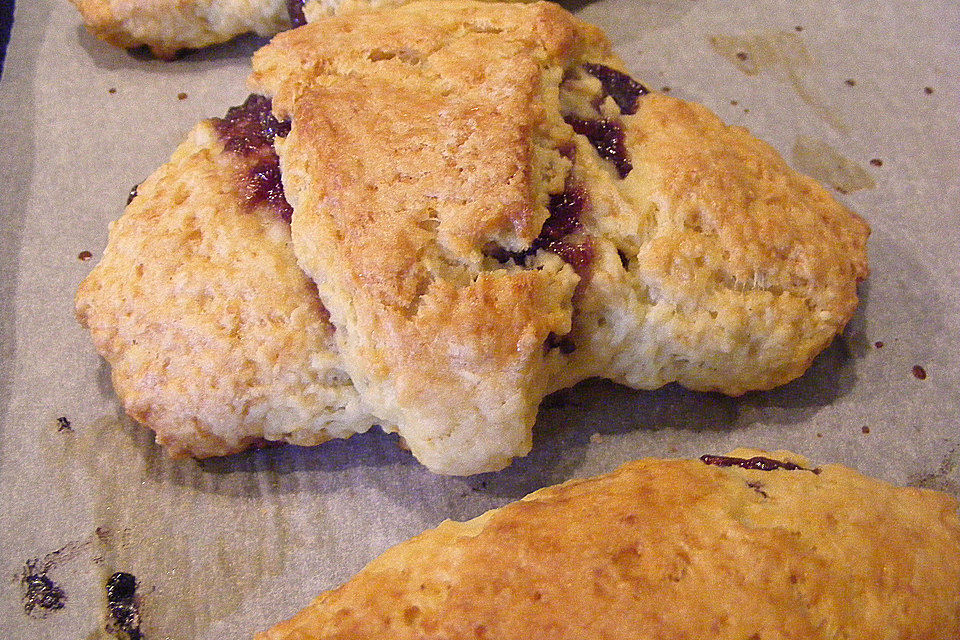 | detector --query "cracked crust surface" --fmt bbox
[250,0,868,474]
[256,449,960,639]
[562,85,870,394]
[75,120,380,457]
[253,1,611,475]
